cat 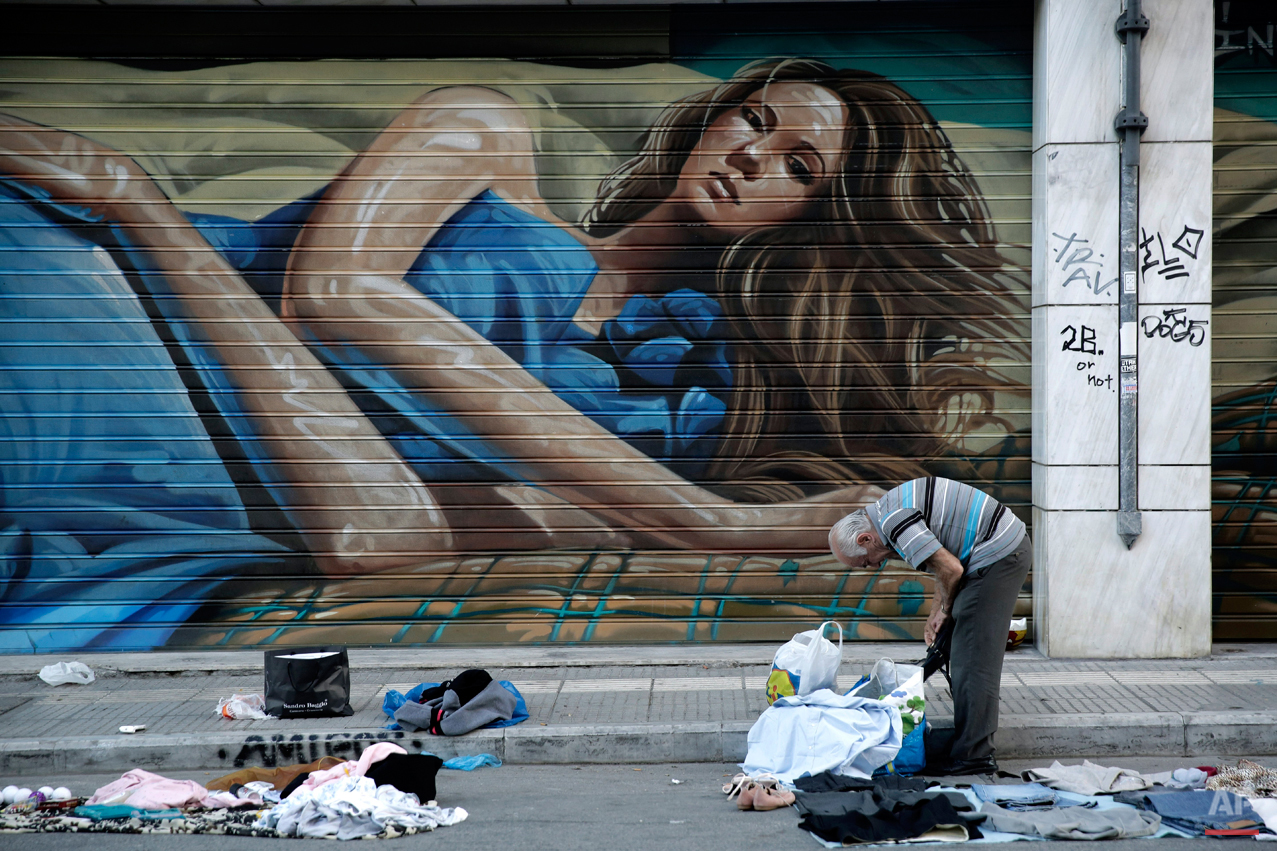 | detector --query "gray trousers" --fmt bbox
[947,534,1032,761]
